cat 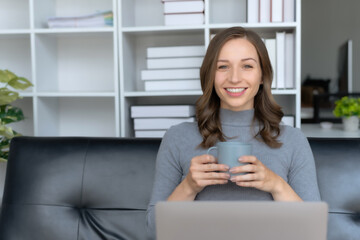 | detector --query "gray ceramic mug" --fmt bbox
[207,142,252,176]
